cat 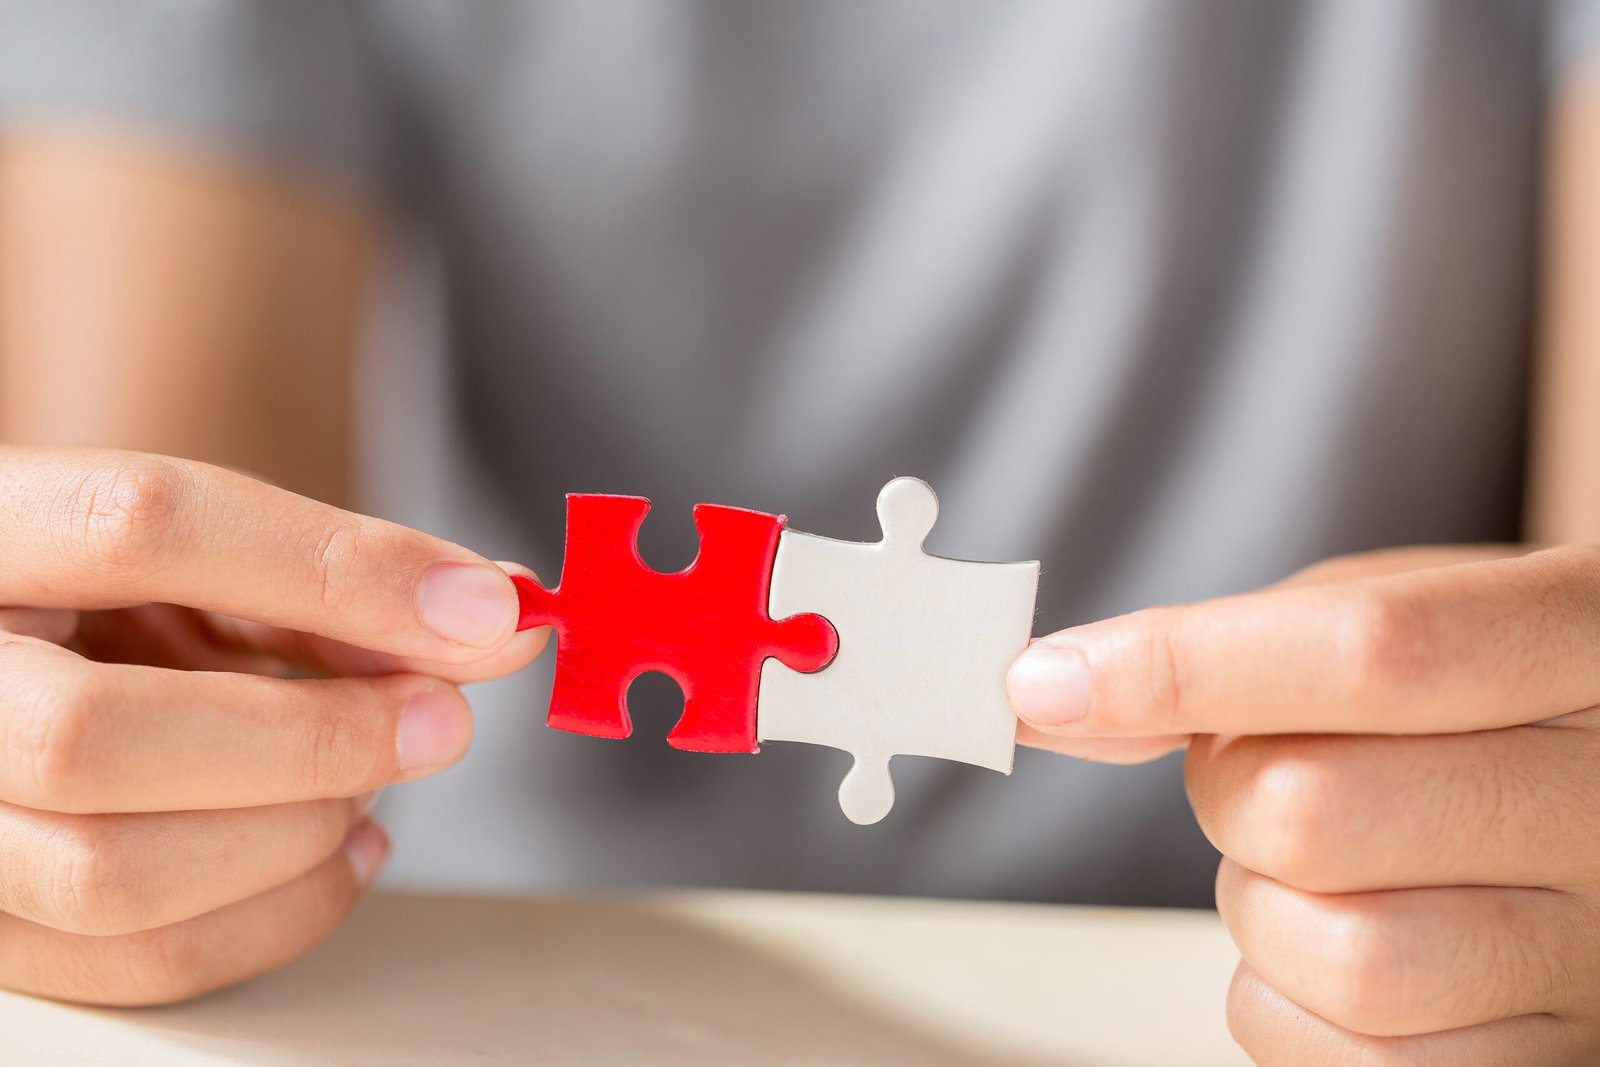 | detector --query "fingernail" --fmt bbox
[343,819,389,887]
[396,689,472,775]
[1007,645,1092,727]
[416,563,518,648]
